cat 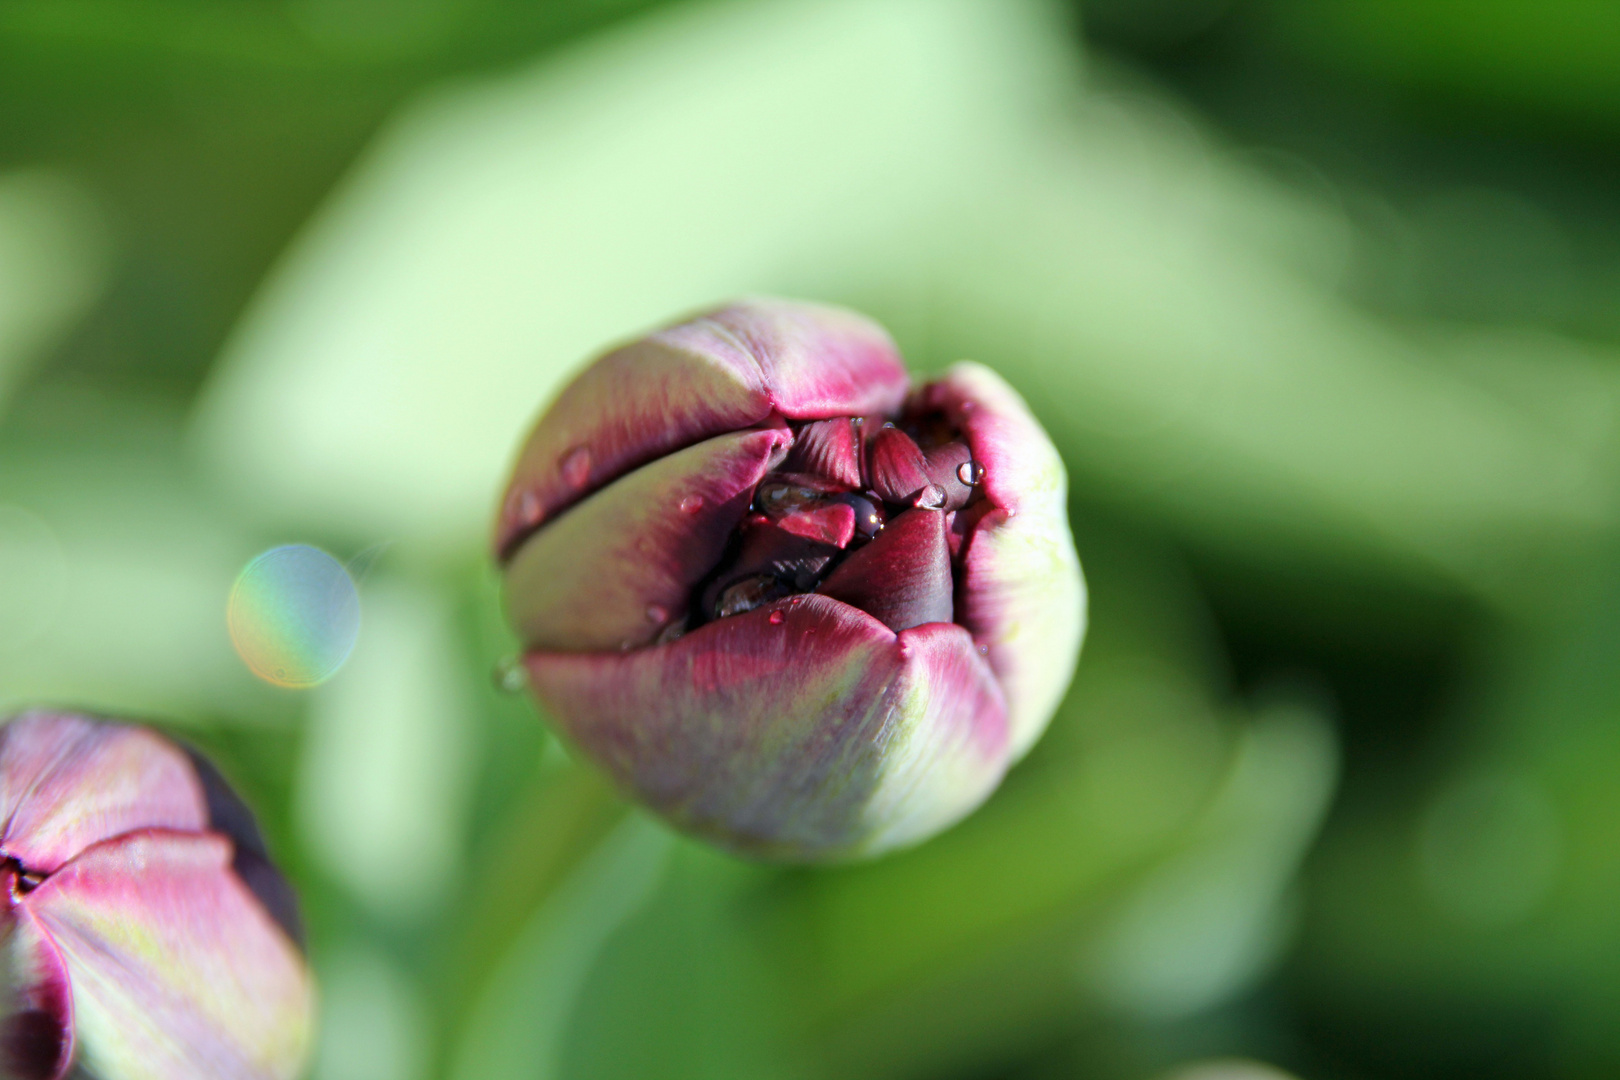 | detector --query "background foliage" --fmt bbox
[3,1,1618,1078]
